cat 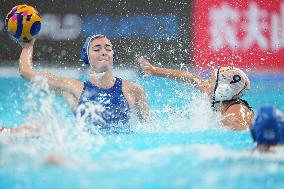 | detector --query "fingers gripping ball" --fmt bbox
[5,4,42,42]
